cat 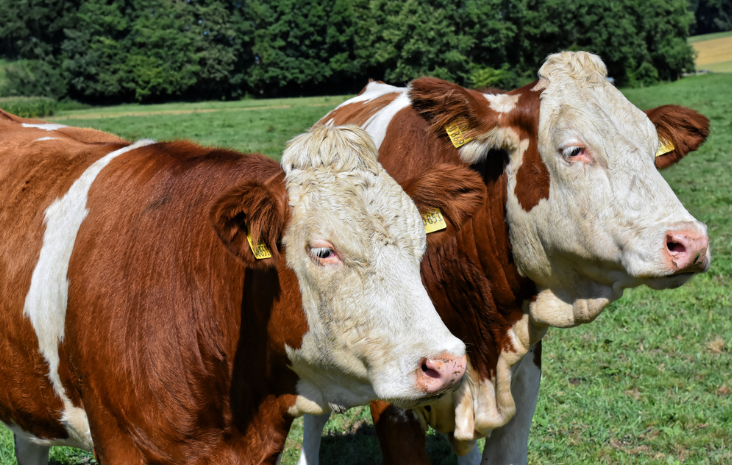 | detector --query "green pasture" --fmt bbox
[688,30,732,44]
[1,74,731,464]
